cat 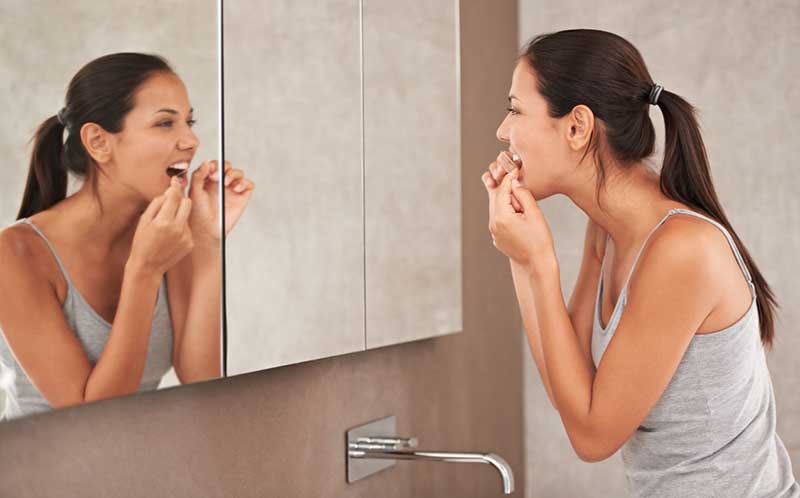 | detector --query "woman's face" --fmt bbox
[495,58,575,200]
[106,72,199,201]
